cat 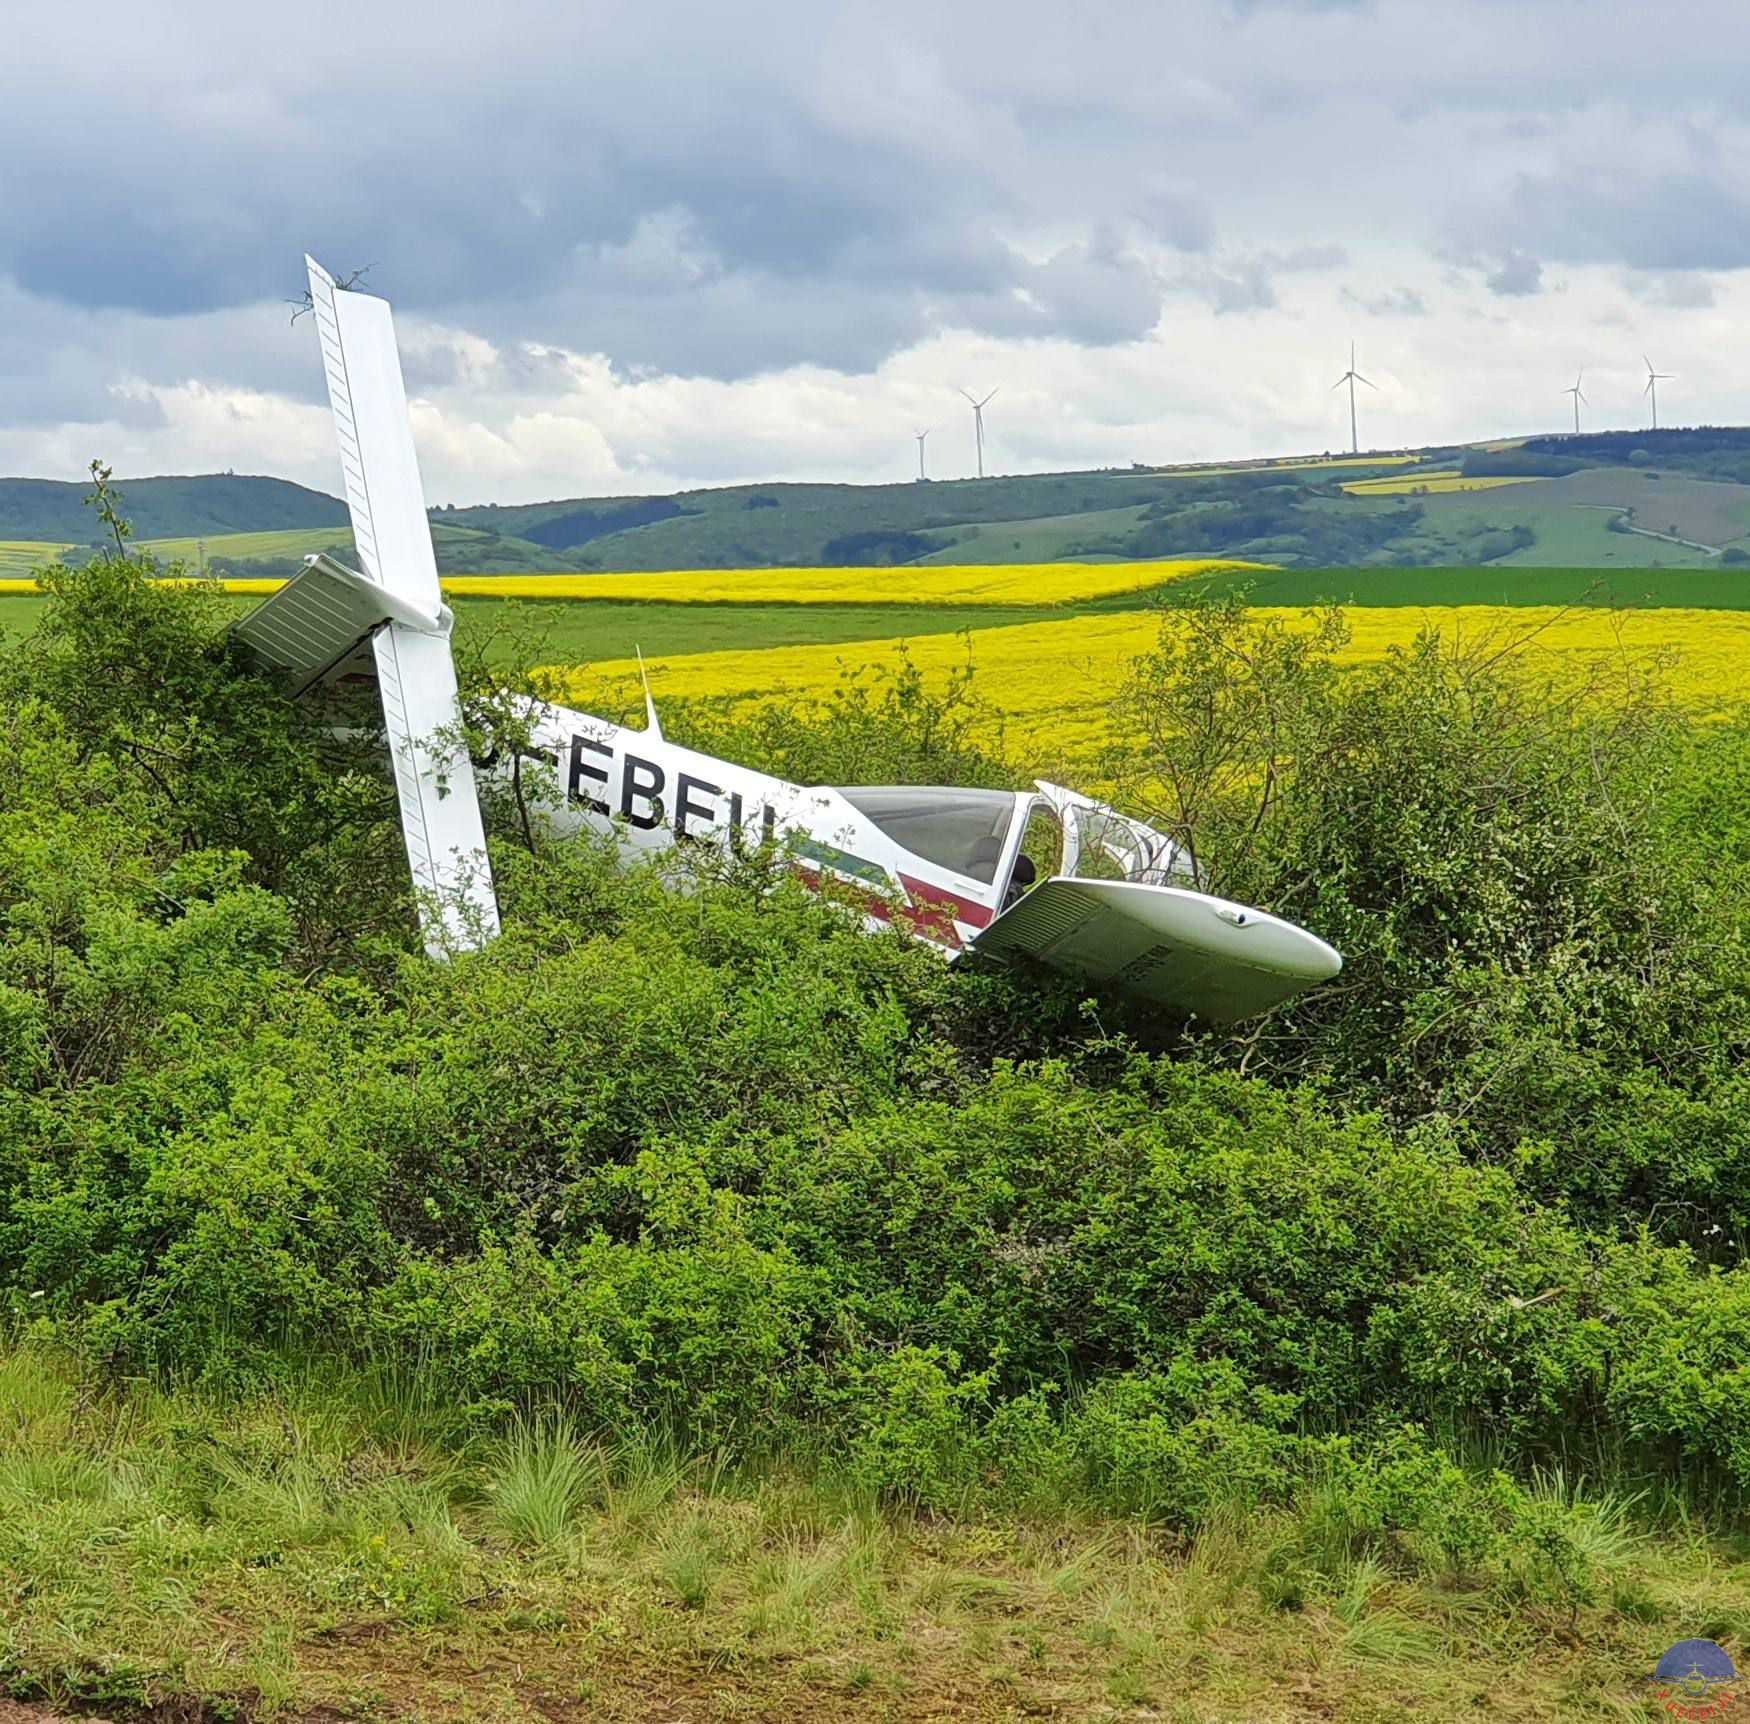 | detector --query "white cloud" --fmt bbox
[3,0,1748,498]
